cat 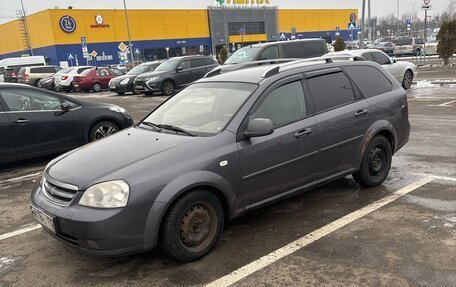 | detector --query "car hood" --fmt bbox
[135,71,169,80]
[111,74,136,82]
[46,126,196,189]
